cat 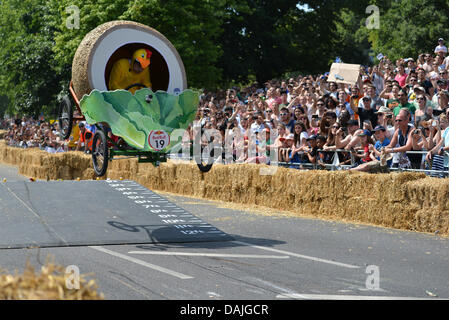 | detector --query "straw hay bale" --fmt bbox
[0,259,103,300]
